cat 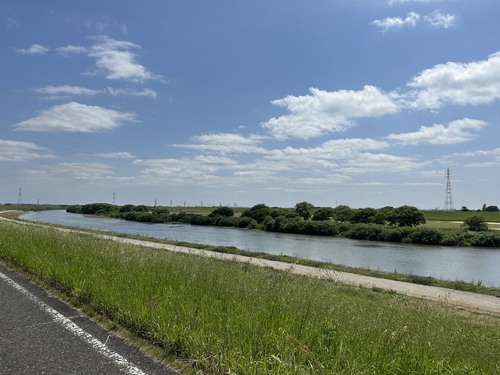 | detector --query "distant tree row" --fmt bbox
[461,204,499,212]
[66,202,500,247]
